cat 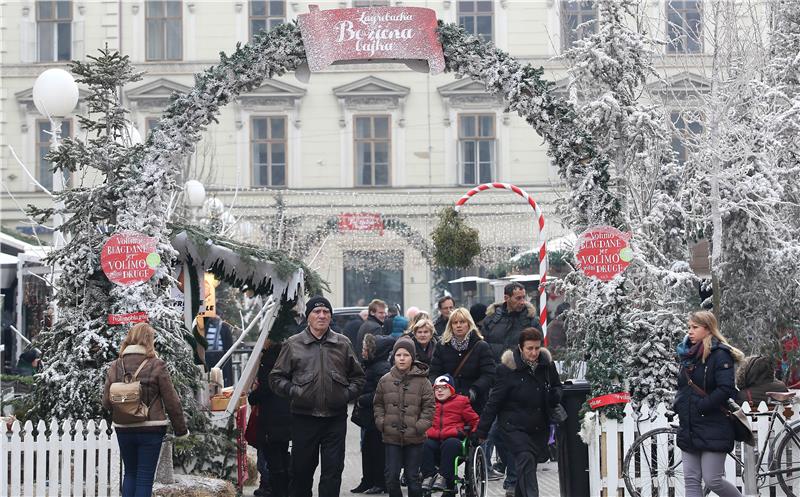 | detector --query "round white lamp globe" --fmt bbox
[32,68,80,118]
[184,180,206,208]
